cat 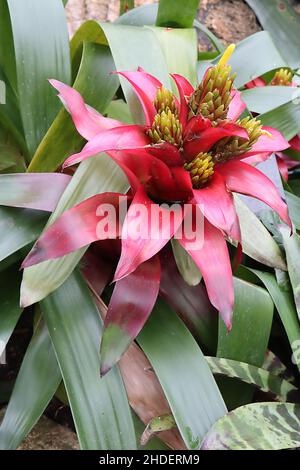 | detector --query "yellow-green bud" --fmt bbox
[184,152,215,188]
[213,116,270,162]
[148,109,183,146]
[188,44,236,125]
[270,68,293,87]
[148,87,183,146]
[188,65,236,124]
[154,86,178,115]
